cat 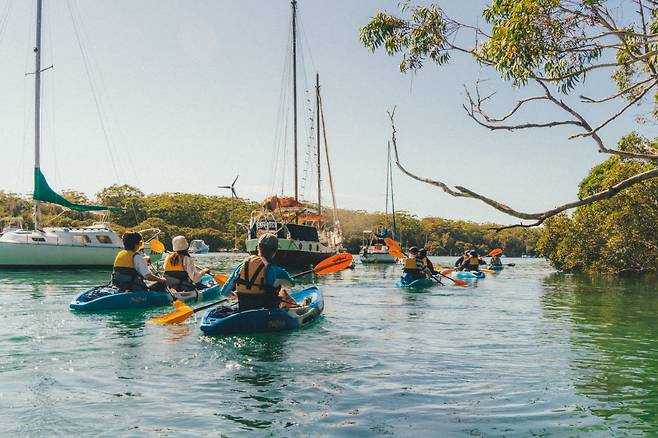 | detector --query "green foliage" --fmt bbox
[538,135,658,275]
[2,188,539,255]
